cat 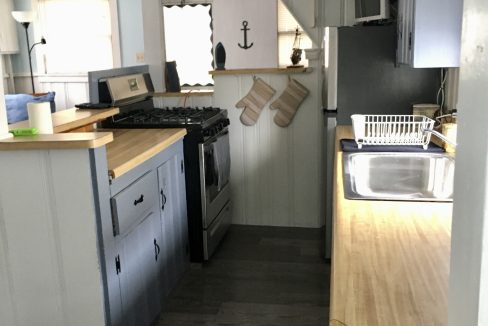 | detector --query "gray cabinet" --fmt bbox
[118,211,161,326]
[320,0,355,27]
[111,171,162,326]
[106,140,189,326]
[157,152,189,299]
[397,0,463,68]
